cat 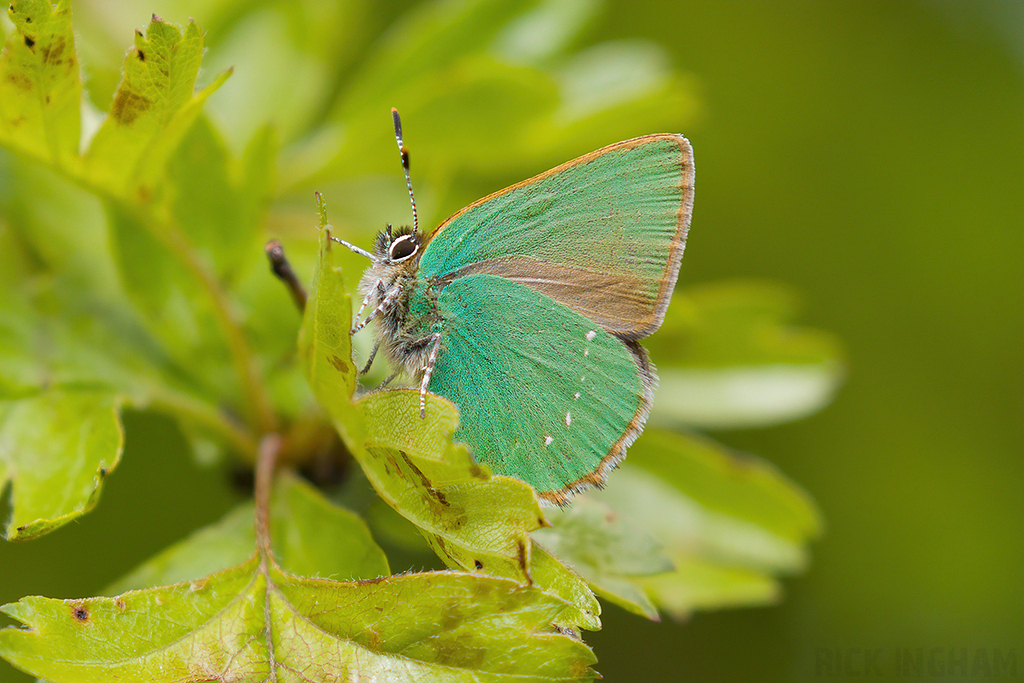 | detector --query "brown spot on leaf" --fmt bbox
[473,559,483,570]
[110,88,151,125]
[362,629,382,650]
[433,640,488,669]
[23,35,34,48]
[399,451,451,513]
[137,49,145,62]
[42,36,65,64]
[71,604,90,622]
[6,72,31,91]
[328,355,351,375]
[372,448,405,480]
[517,540,532,584]
[116,599,127,612]
[439,599,462,630]
[470,579,494,600]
